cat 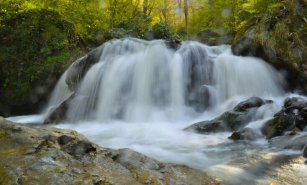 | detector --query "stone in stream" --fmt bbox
[262,97,307,139]
[233,97,264,112]
[228,128,262,141]
[44,93,74,124]
[269,133,307,151]
[184,97,265,133]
